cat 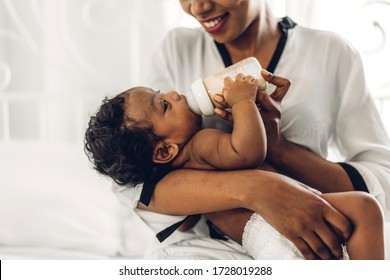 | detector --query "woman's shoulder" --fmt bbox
[290,25,360,58]
[293,25,356,49]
